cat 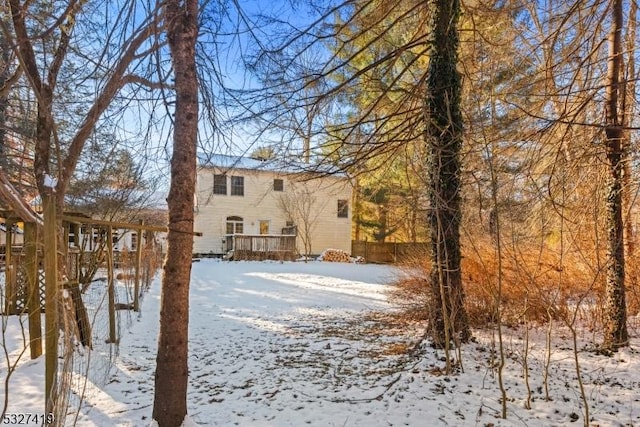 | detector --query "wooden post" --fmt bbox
[393,240,398,263]
[43,194,58,411]
[364,238,368,262]
[63,224,69,258]
[24,222,42,359]
[4,220,14,314]
[106,226,117,343]
[142,231,150,287]
[73,223,79,247]
[134,220,144,312]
